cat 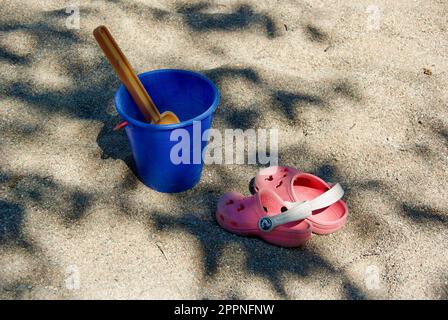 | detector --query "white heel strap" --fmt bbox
[287,183,344,211]
[258,183,344,232]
